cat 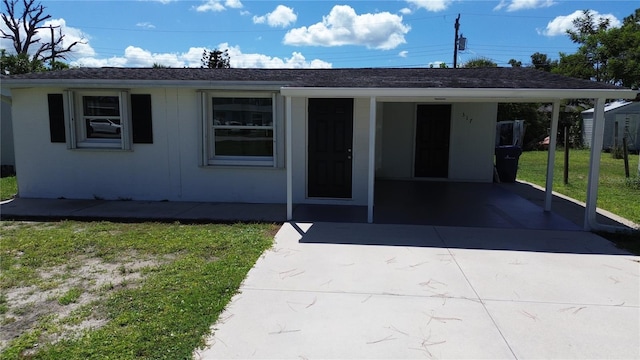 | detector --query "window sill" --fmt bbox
[71,147,132,152]
[202,163,281,170]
